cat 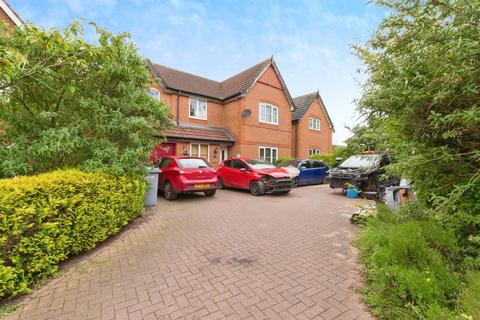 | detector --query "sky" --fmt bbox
[10,0,387,145]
